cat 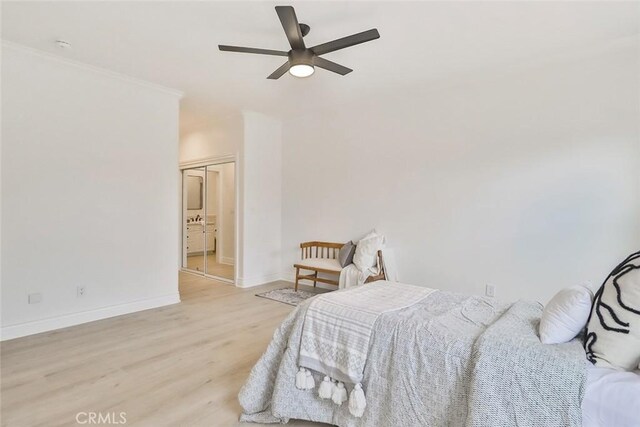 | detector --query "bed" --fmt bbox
[239,281,590,426]
[582,365,640,427]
